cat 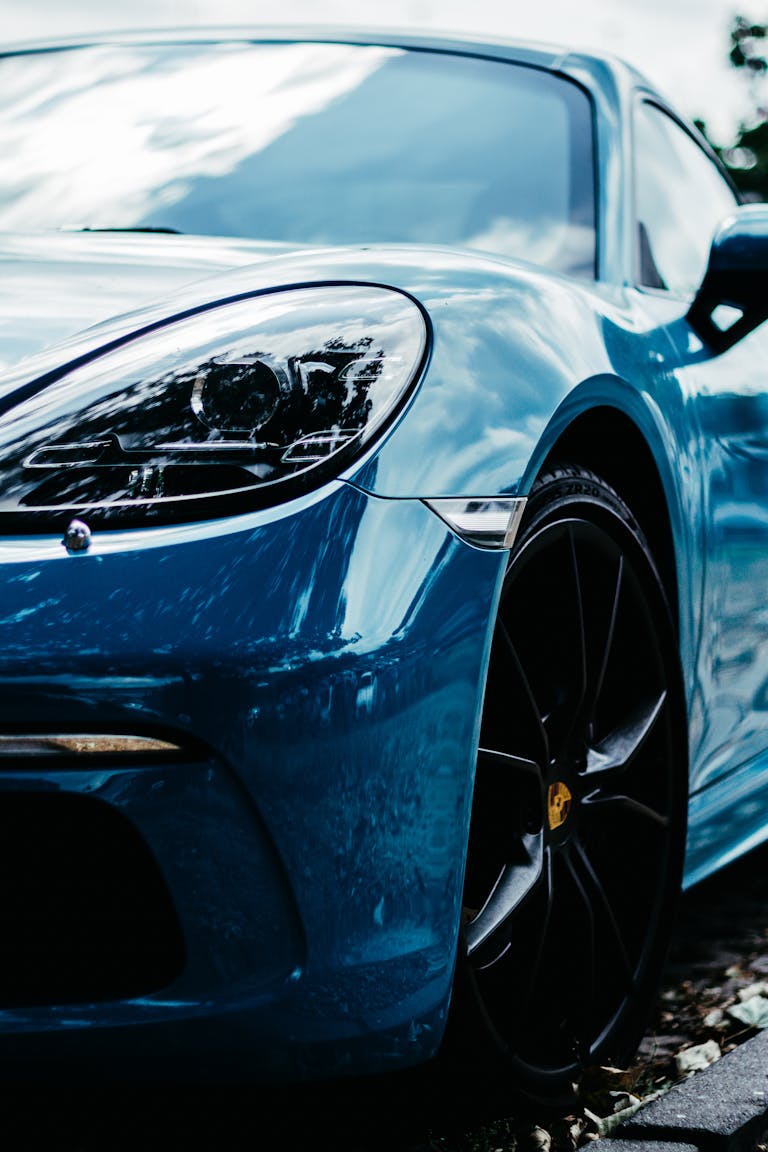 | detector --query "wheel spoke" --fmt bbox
[562,849,596,1058]
[476,746,542,781]
[587,554,624,734]
[520,846,555,1002]
[582,791,669,828]
[496,619,549,763]
[538,525,588,754]
[583,691,667,783]
[465,834,544,969]
[572,840,636,994]
[568,524,588,717]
